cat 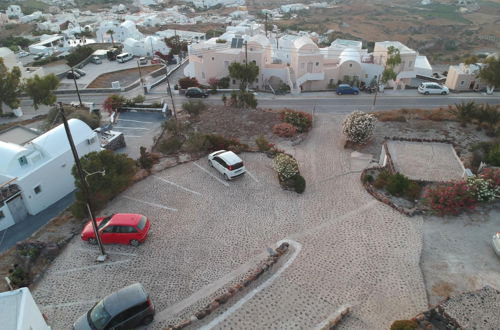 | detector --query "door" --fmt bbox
[100,226,117,244]
[213,157,226,174]
[307,62,313,73]
[7,195,28,223]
